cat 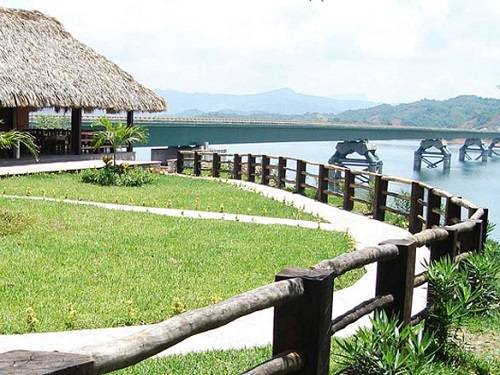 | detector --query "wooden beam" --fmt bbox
[0,350,95,375]
[126,111,134,152]
[71,108,82,155]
